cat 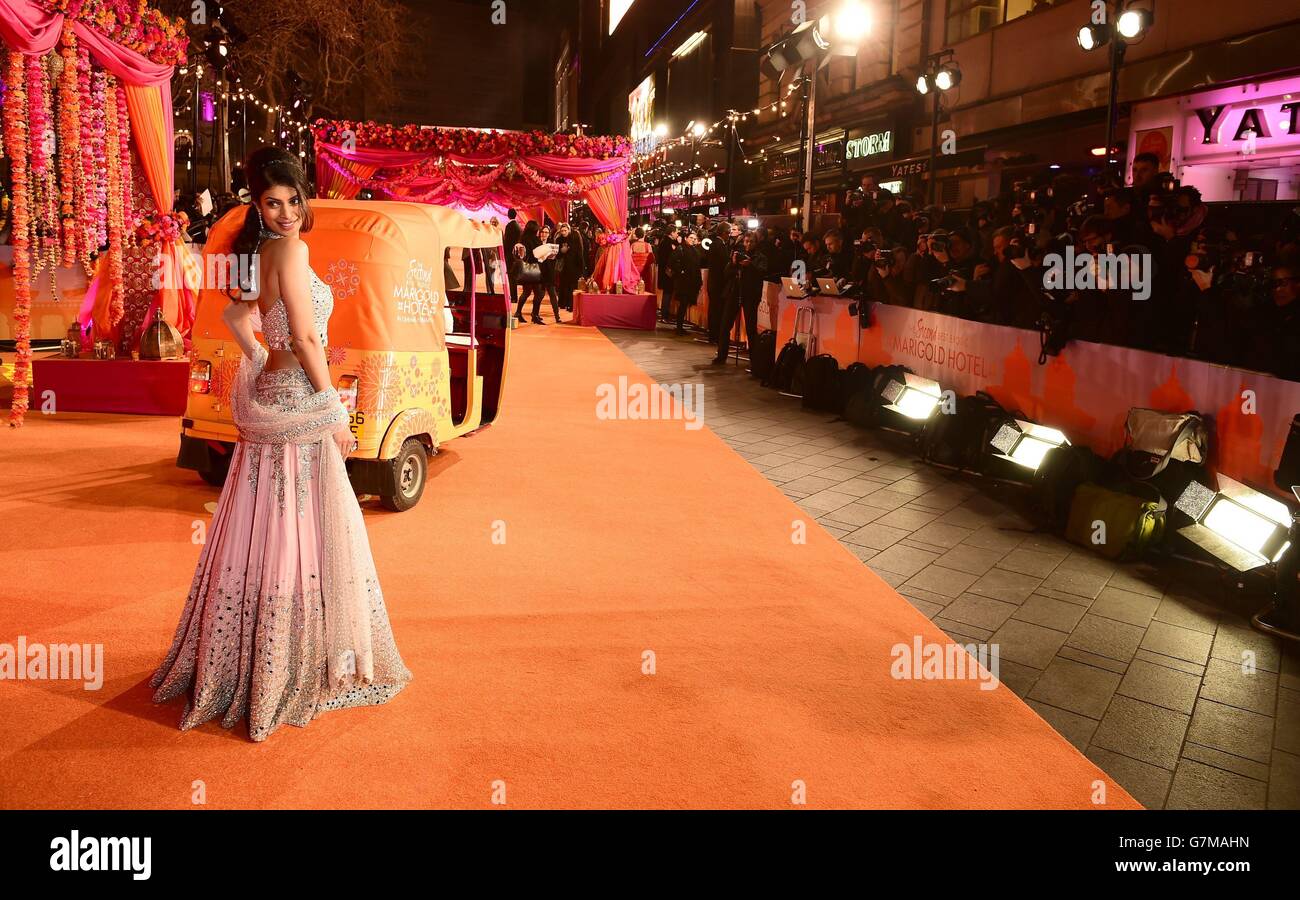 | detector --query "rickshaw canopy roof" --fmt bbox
[195,199,502,352]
